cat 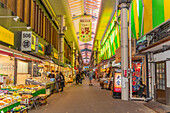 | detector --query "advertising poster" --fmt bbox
[114,73,121,92]
[21,31,32,51]
[38,42,44,54]
[132,62,142,91]
[79,16,92,43]
[0,26,14,46]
